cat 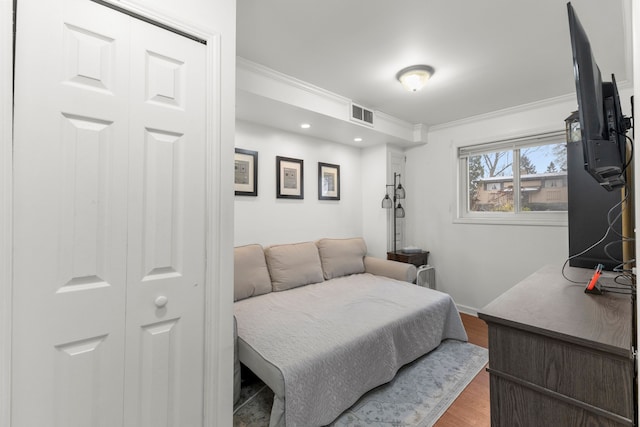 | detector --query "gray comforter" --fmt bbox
[234,273,467,426]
